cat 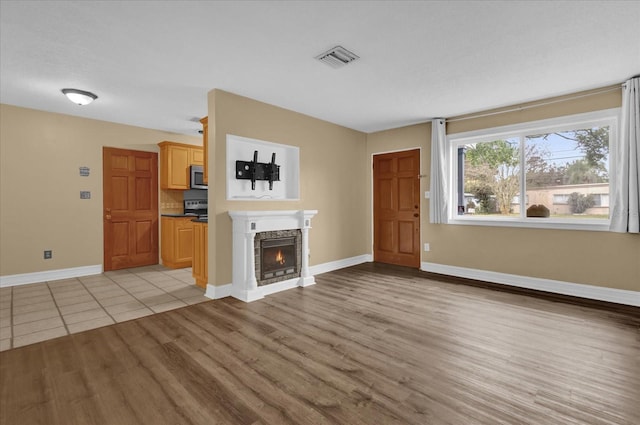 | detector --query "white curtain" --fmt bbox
[610,76,640,233]
[429,118,448,223]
